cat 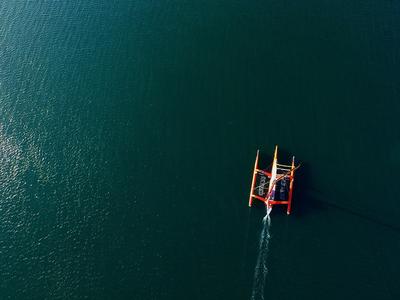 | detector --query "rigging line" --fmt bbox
[253,164,301,194]
[253,181,271,191]
[264,163,301,200]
